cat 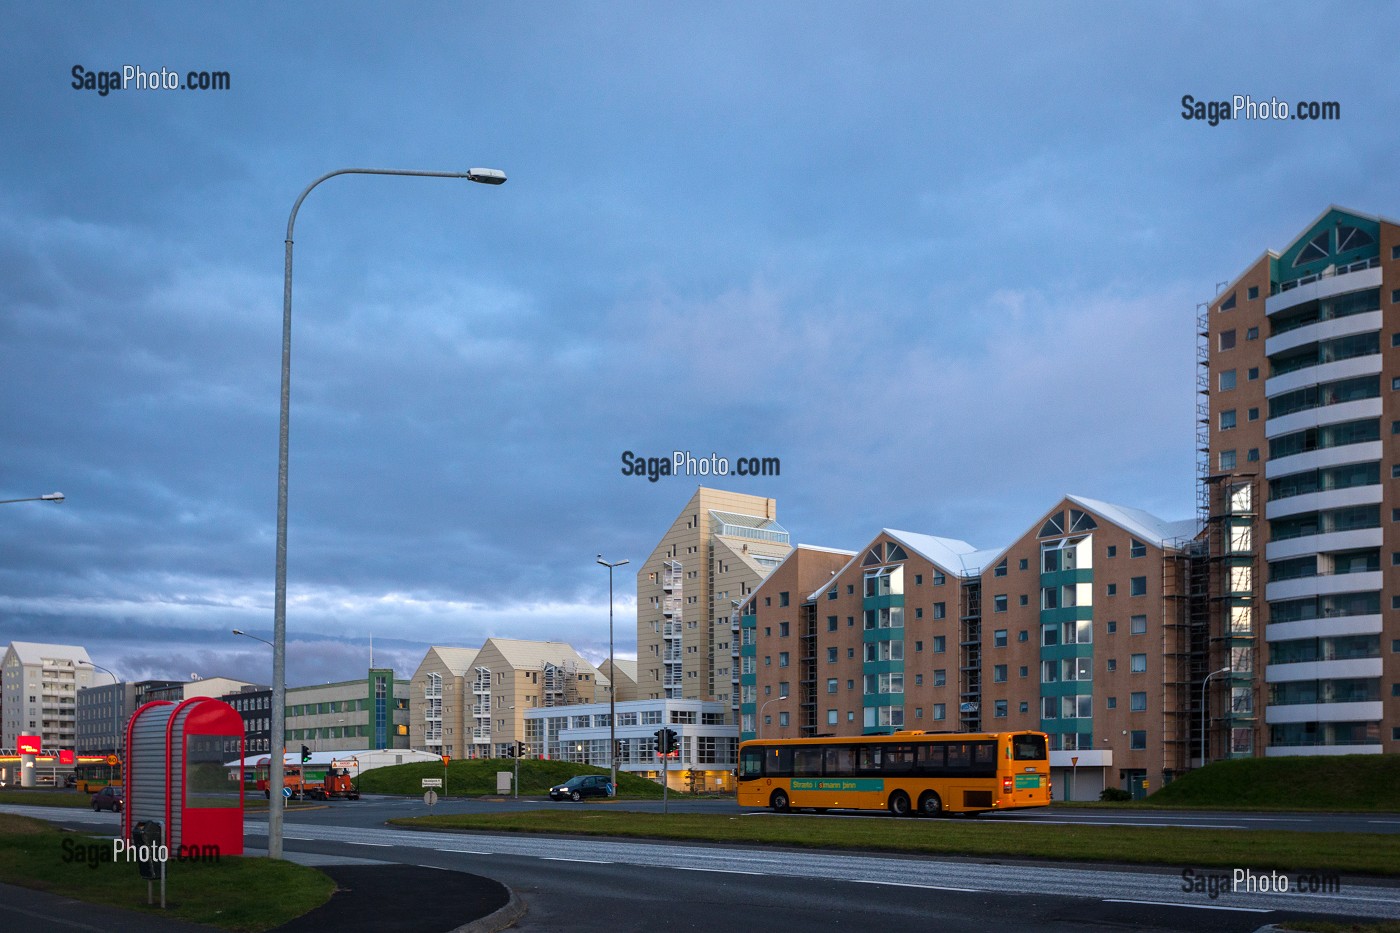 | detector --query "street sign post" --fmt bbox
[423,790,438,808]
